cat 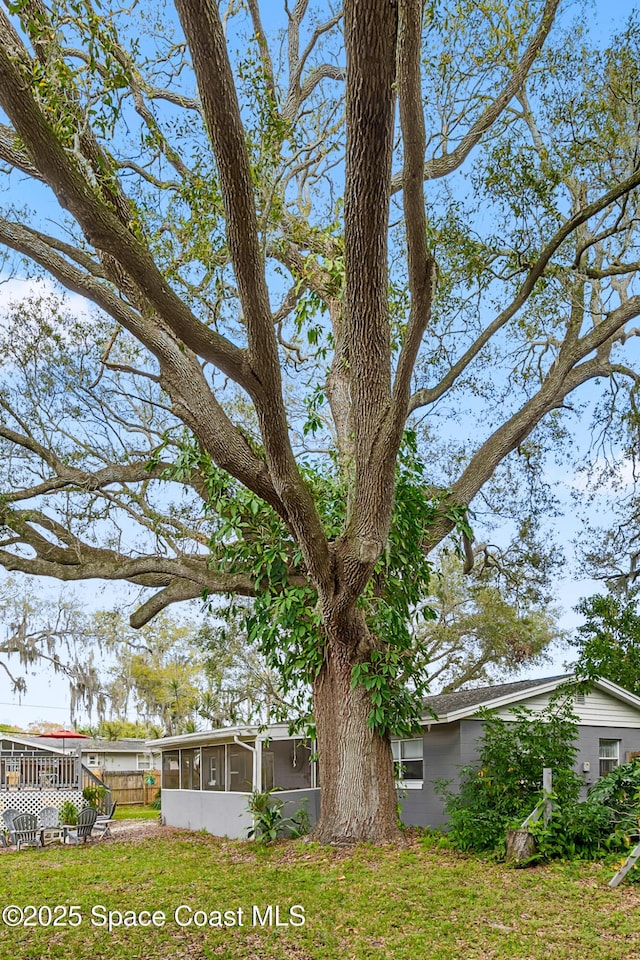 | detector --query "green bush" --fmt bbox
[82,784,108,811]
[532,797,616,860]
[437,700,581,853]
[59,800,79,826]
[439,697,640,869]
[587,759,640,826]
[246,790,310,844]
[532,761,640,864]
